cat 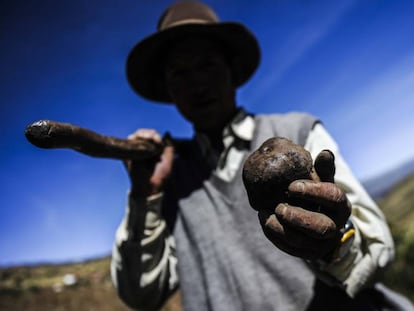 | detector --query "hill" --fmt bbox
[0,256,182,311]
[0,256,132,310]
[378,172,414,301]
[363,158,414,200]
